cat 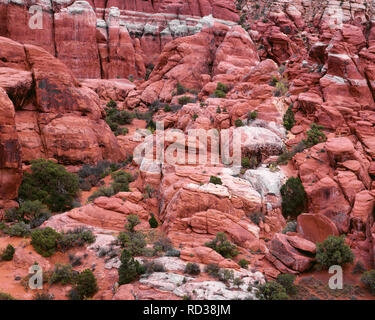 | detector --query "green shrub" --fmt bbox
[257,281,289,300]
[18,159,79,212]
[218,269,234,283]
[178,96,192,106]
[5,200,50,228]
[1,244,15,261]
[213,89,226,98]
[163,104,171,112]
[0,292,16,300]
[209,176,222,185]
[184,263,201,275]
[57,227,95,252]
[361,270,375,295]
[283,105,295,130]
[280,177,307,219]
[148,213,158,229]
[49,264,75,285]
[75,269,98,299]
[111,171,133,193]
[238,259,249,269]
[176,82,188,95]
[316,236,354,268]
[234,119,244,127]
[33,292,54,300]
[249,212,265,225]
[105,103,133,135]
[282,221,297,234]
[248,110,258,121]
[165,249,180,257]
[241,156,250,168]
[88,186,115,202]
[204,263,220,277]
[303,123,327,148]
[205,232,239,259]
[233,277,244,288]
[216,82,228,93]
[31,227,62,257]
[118,215,146,256]
[276,274,297,295]
[106,100,117,108]
[118,249,142,285]
[216,106,221,113]
[5,222,31,237]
